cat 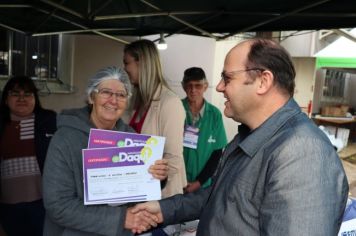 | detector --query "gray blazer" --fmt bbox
[159,98,348,236]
